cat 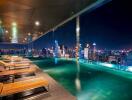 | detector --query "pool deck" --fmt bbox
[23,58,76,100]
